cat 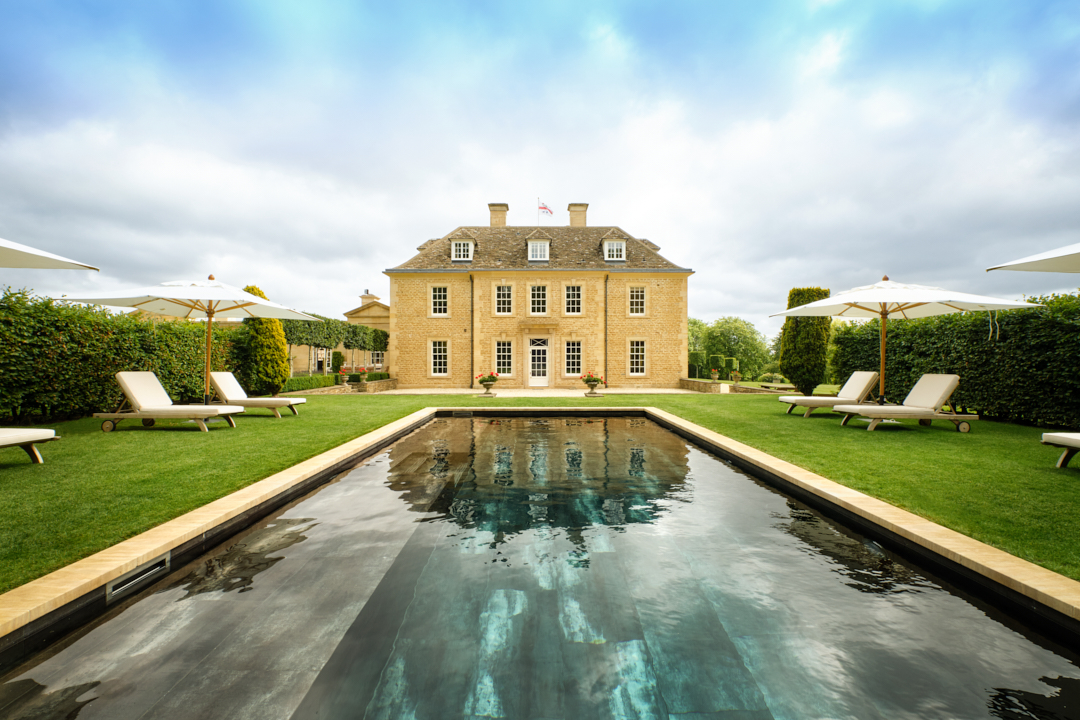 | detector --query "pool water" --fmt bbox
[2,417,1079,719]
